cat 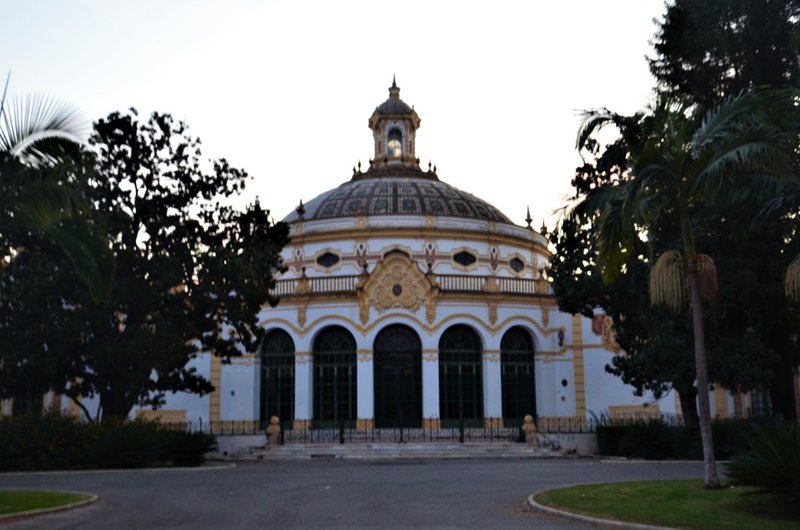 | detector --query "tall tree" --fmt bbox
[649,0,800,419]
[0,85,114,302]
[0,110,289,421]
[649,0,800,111]
[575,92,793,488]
